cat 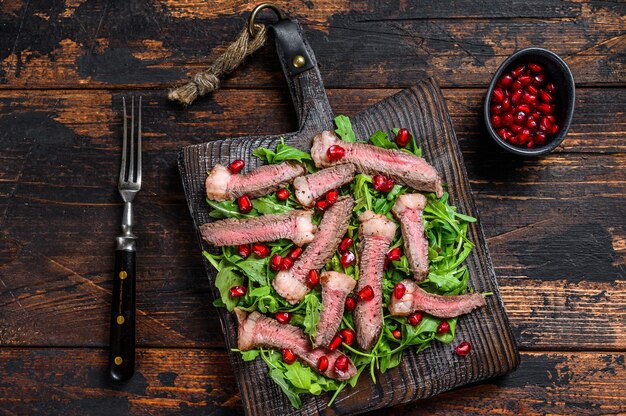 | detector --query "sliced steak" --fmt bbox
[389,279,486,318]
[354,211,397,351]
[293,164,356,207]
[234,309,357,381]
[205,161,306,201]
[314,272,357,348]
[311,131,443,198]
[273,196,354,304]
[200,210,316,247]
[391,193,430,280]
